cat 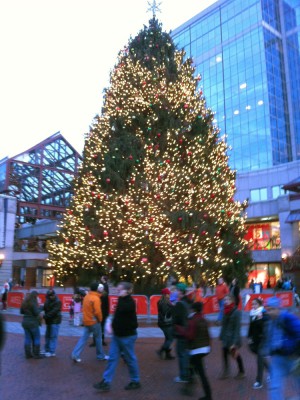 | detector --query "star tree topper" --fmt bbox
[147,0,161,18]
